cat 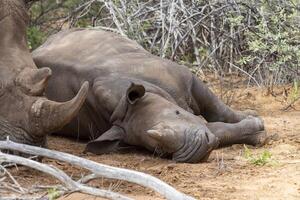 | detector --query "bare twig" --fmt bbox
[226,61,261,87]
[0,165,26,194]
[281,96,300,111]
